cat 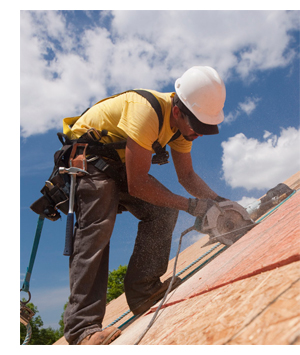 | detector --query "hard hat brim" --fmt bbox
[186,114,219,135]
[174,89,222,135]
